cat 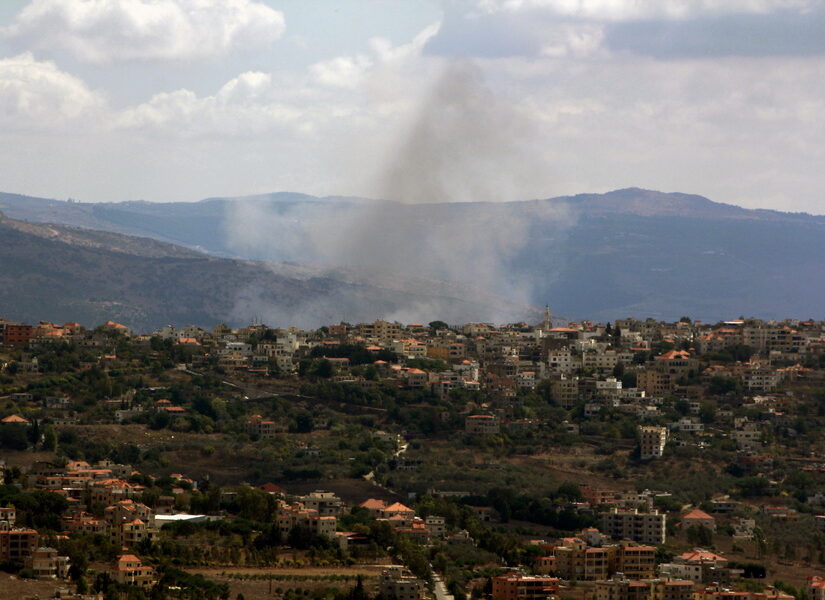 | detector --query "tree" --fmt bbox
[314,359,333,379]
[42,427,57,452]
[429,321,449,331]
[0,425,29,450]
[686,524,713,546]
[556,482,583,502]
[707,376,740,395]
[674,399,691,416]
[27,419,41,446]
